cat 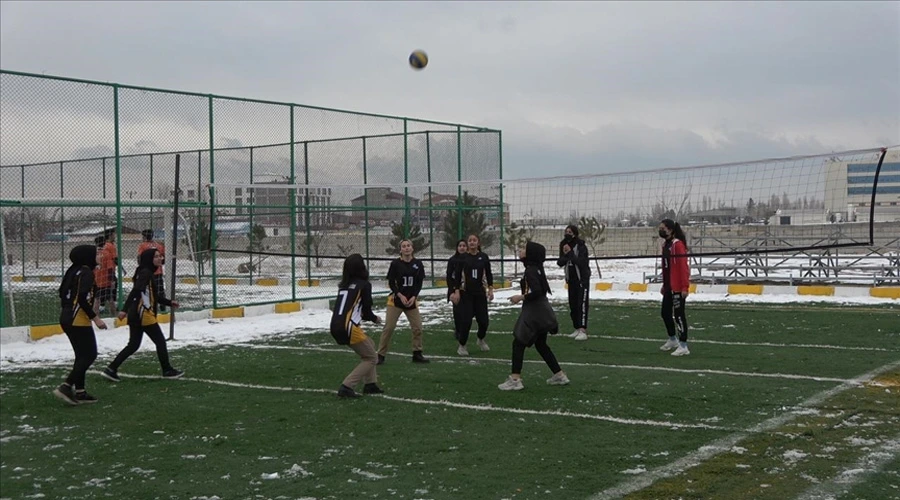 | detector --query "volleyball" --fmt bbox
[409,50,428,70]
